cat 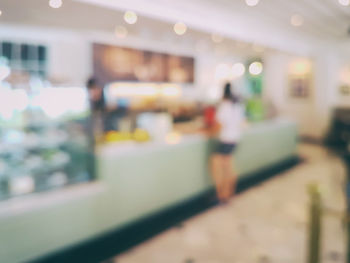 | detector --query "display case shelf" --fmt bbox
[0,85,94,201]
